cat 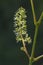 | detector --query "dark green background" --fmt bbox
[0,0,43,65]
